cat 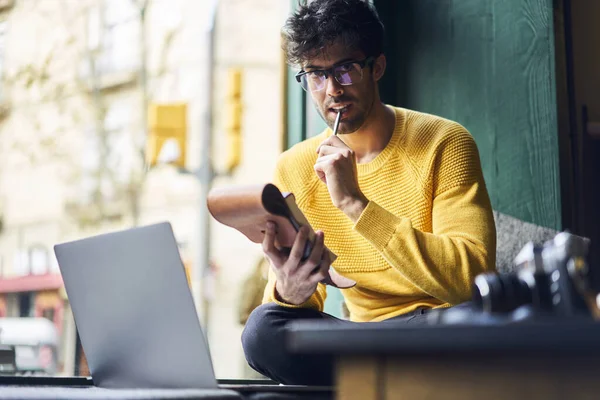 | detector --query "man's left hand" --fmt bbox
[315,135,368,222]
